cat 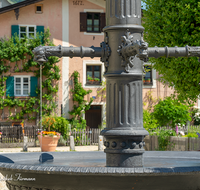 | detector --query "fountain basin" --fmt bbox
[0,151,200,190]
